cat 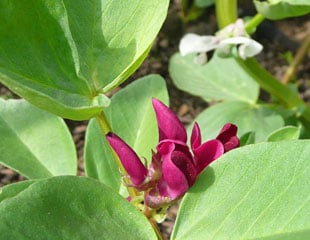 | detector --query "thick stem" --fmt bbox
[238,58,310,123]
[215,0,237,28]
[95,111,138,198]
[245,13,265,34]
